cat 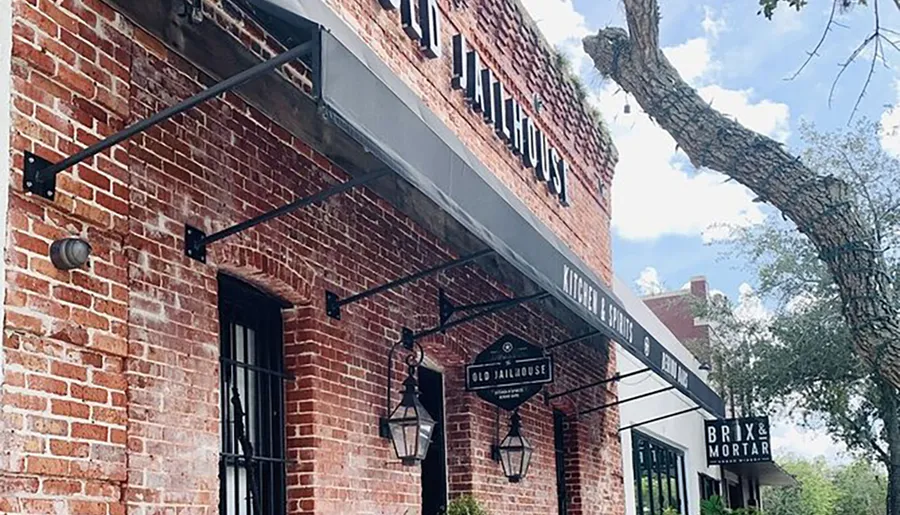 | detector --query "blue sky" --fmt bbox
[521,0,900,300]
[520,0,900,463]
